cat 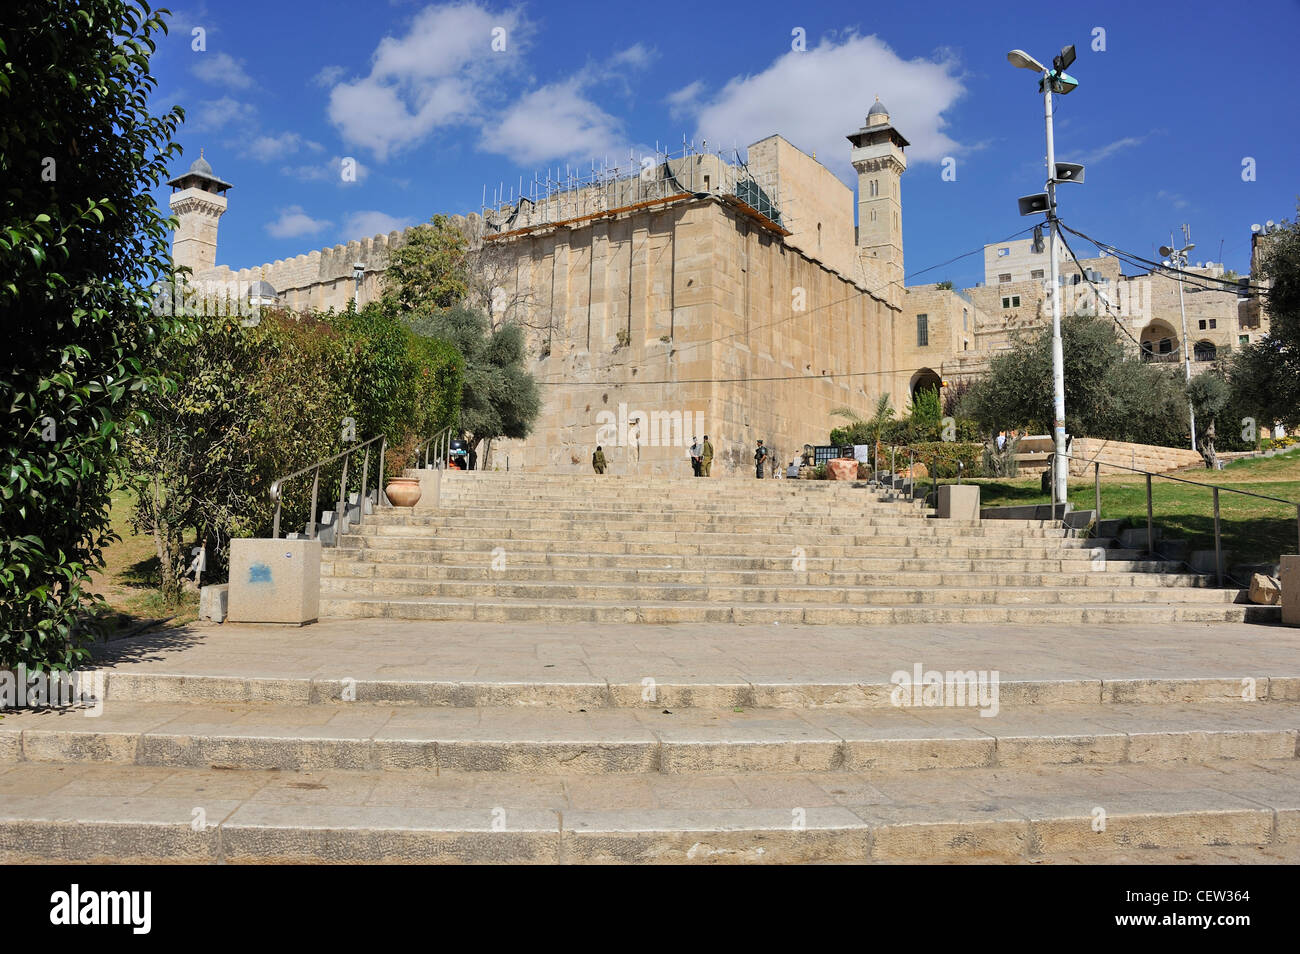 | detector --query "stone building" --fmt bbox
[166,104,1274,473]
[169,105,919,476]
